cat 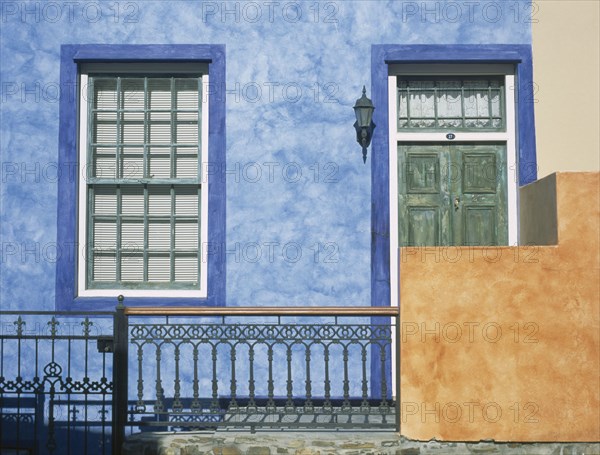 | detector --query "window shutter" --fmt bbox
[86,74,202,289]
[91,186,117,282]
